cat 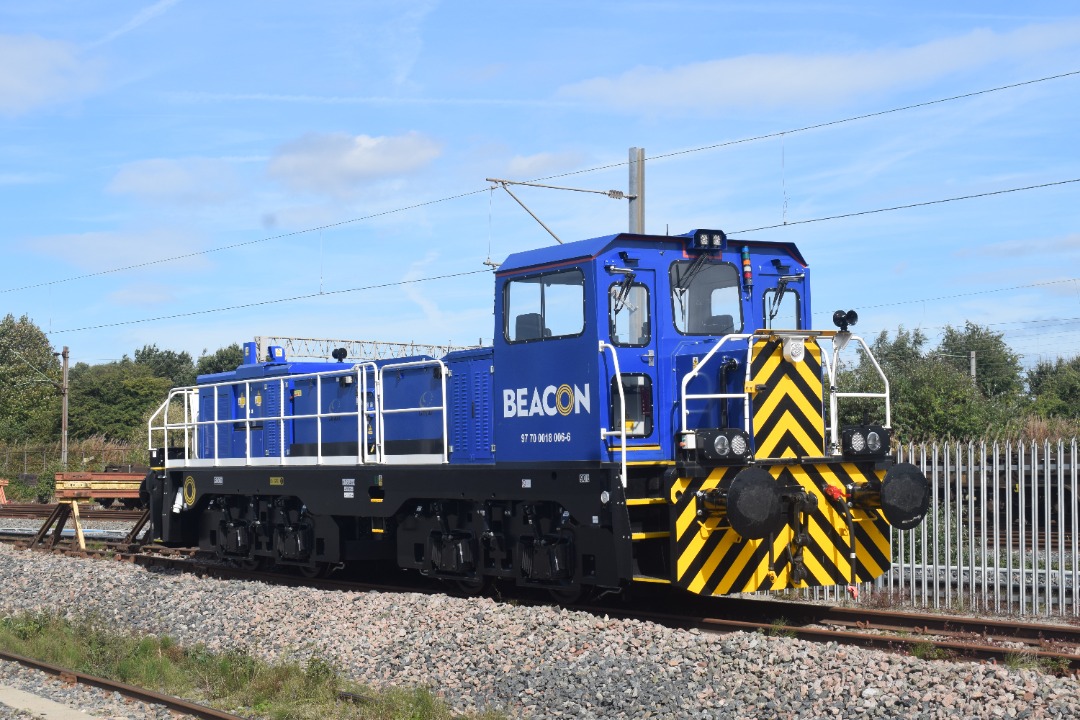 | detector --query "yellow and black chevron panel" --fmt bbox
[669,461,892,595]
[750,337,825,459]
